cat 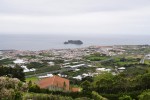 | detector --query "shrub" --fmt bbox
[0,77,26,100]
[138,90,150,100]
[91,91,107,100]
[119,95,132,100]
[23,93,74,100]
